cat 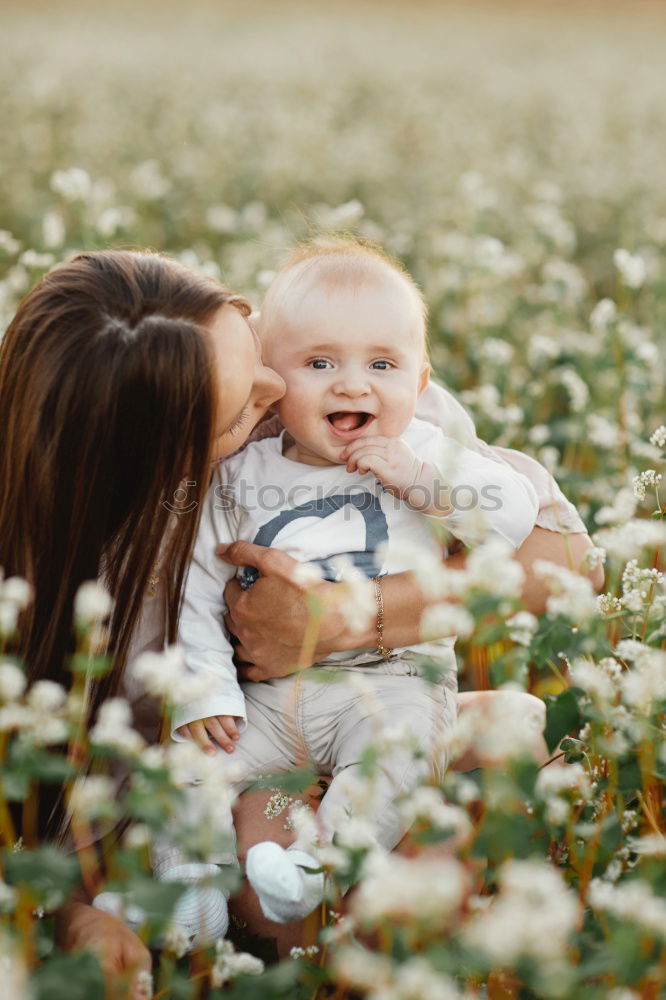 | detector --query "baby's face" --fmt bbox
[261,272,429,467]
